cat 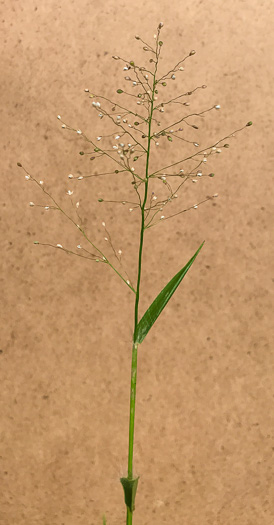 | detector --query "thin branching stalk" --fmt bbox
[125,28,161,525]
